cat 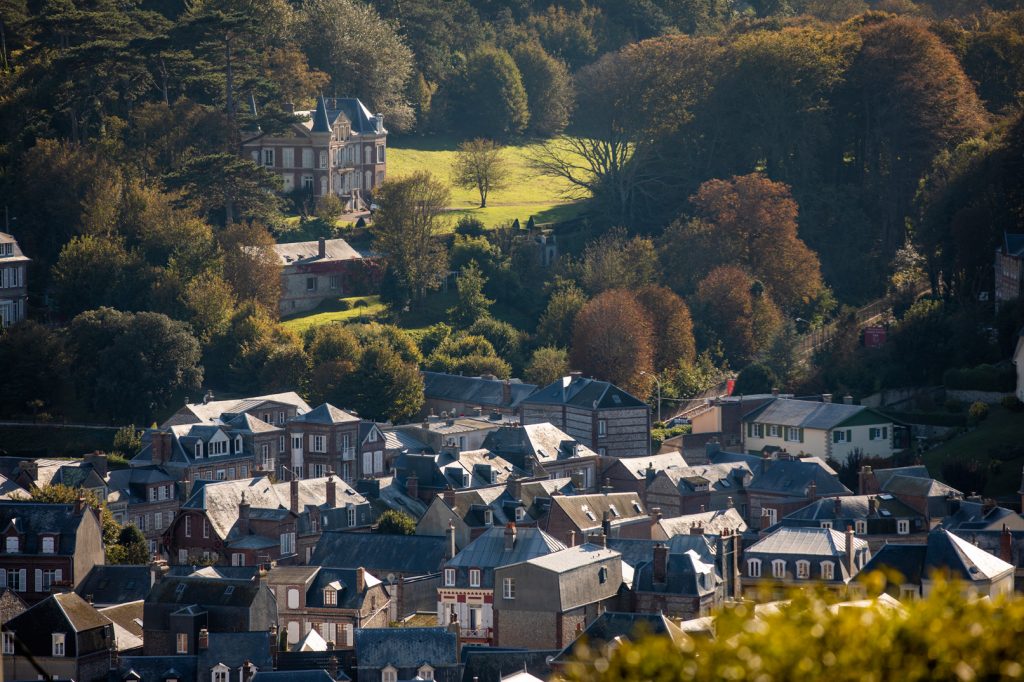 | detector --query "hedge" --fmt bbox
[943,363,1016,392]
